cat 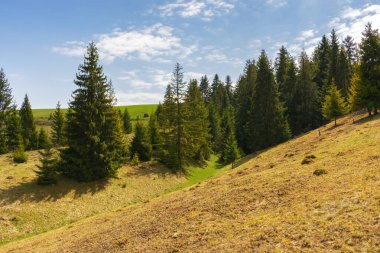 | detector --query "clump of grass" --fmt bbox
[301,154,316,165]
[313,168,327,176]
